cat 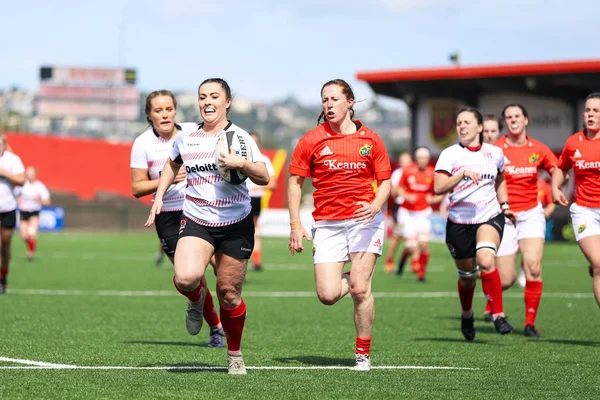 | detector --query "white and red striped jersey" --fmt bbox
[434,143,504,224]
[246,153,274,198]
[15,180,50,212]
[170,122,262,227]
[130,123,197,212]
[0,151,25,213]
